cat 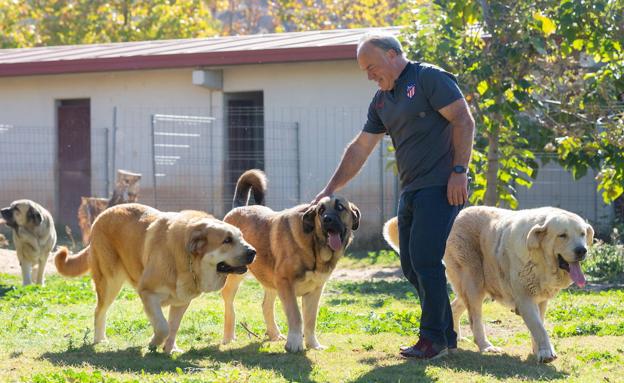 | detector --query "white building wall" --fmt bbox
[0,61,397,245]
[2,60,609,245]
